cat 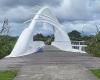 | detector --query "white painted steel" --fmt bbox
[7,6,86,57]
